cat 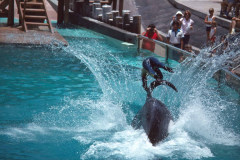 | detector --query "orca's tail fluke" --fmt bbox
[150,80,178,92]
